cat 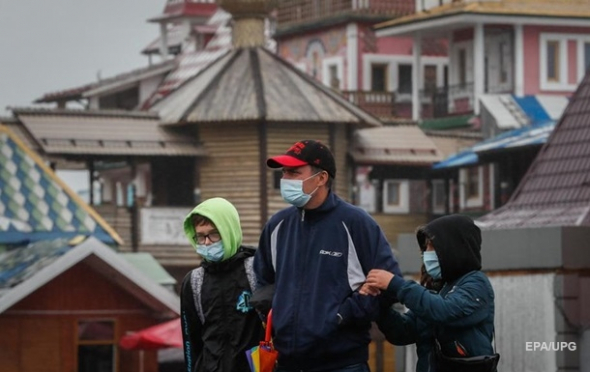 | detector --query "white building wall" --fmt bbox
[490,273,557,372]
